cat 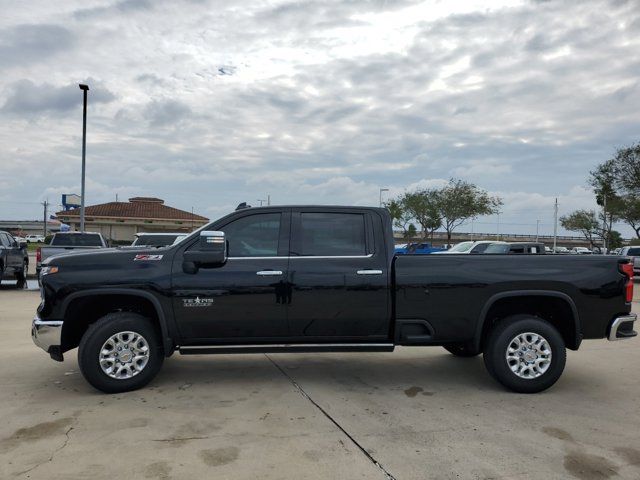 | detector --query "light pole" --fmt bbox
[553,198,558,252]
[536,219,540,243]
[79,84,89,233]
[379,188,389,207]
